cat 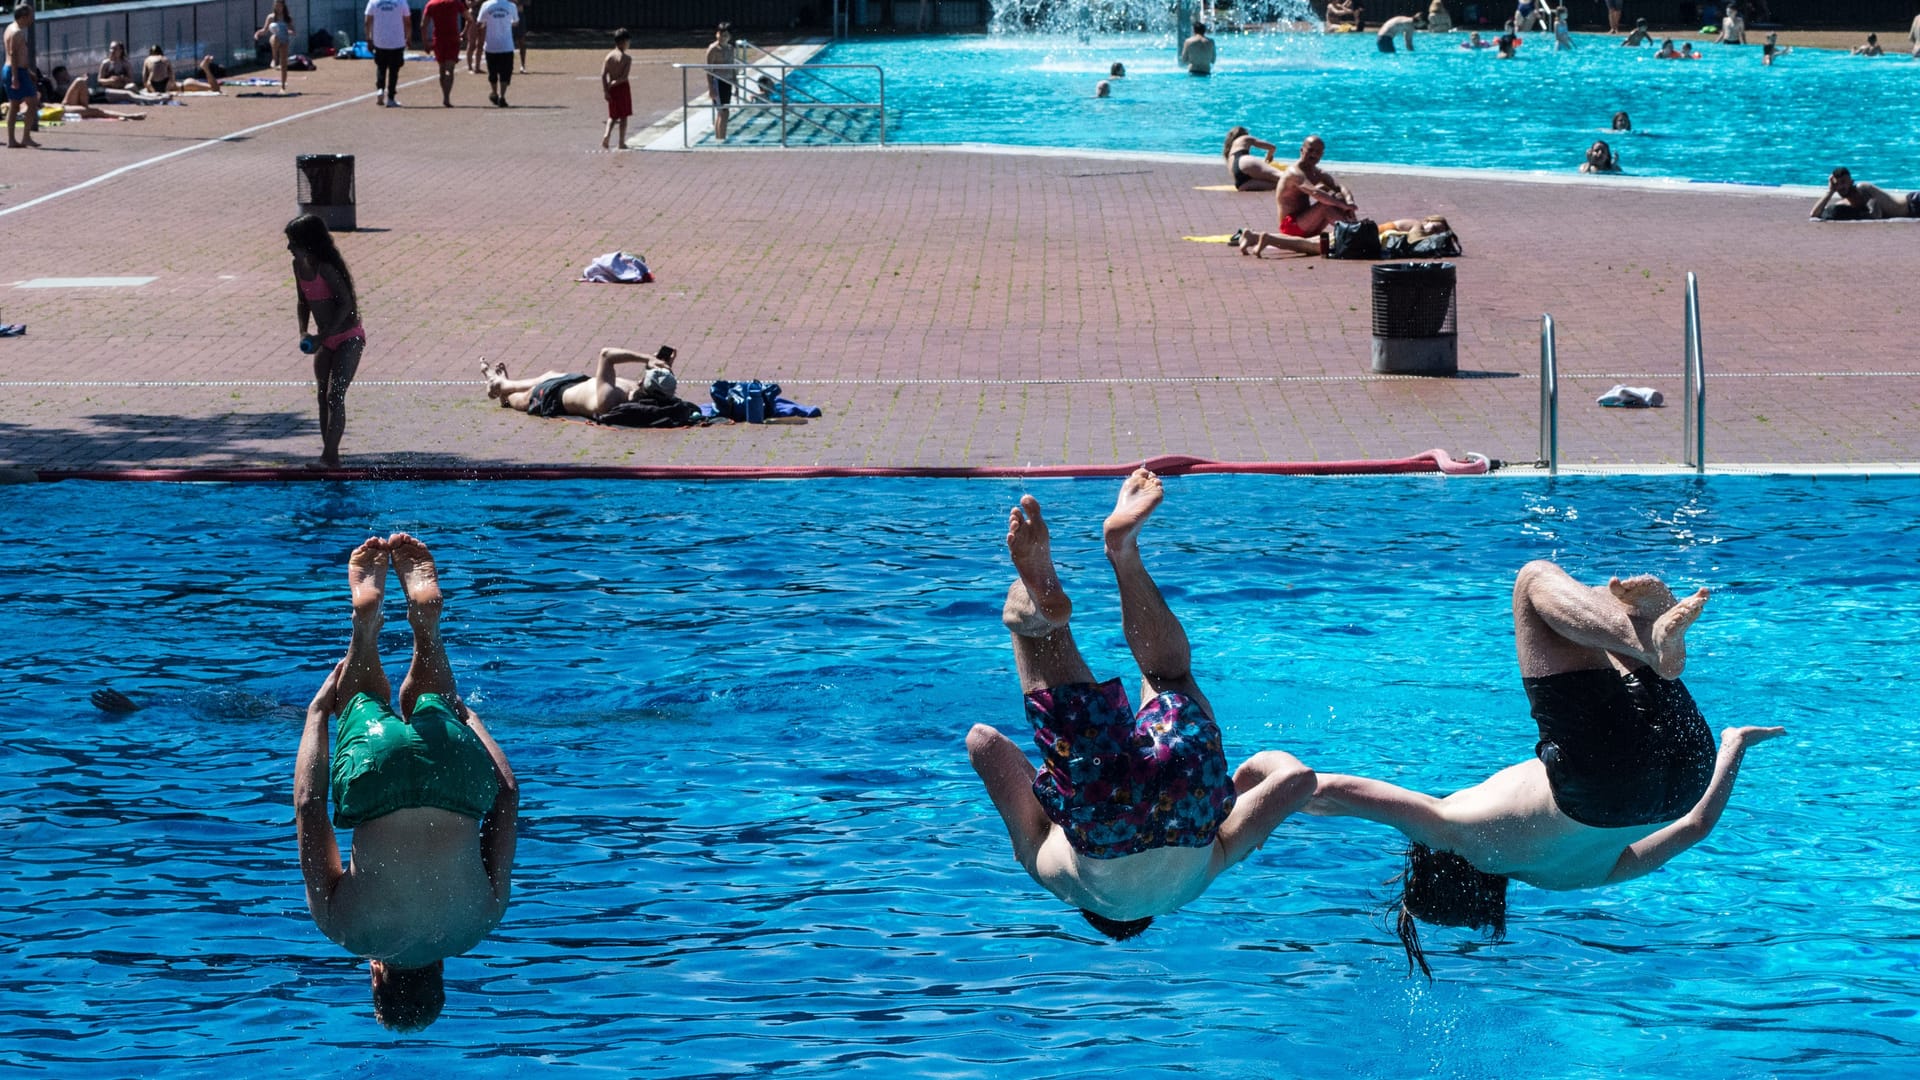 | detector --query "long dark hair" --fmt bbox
[1223,125,1249,160]
[285,214,355,304]
[1392,843,1509,980]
